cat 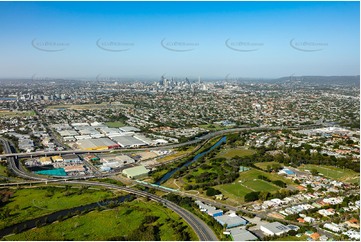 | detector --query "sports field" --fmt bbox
[242,179,279,192]
[299,164,359,184]
[215,168,294,203]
